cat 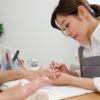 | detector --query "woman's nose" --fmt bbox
[64,29,71,36]
[66,30,71,36]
